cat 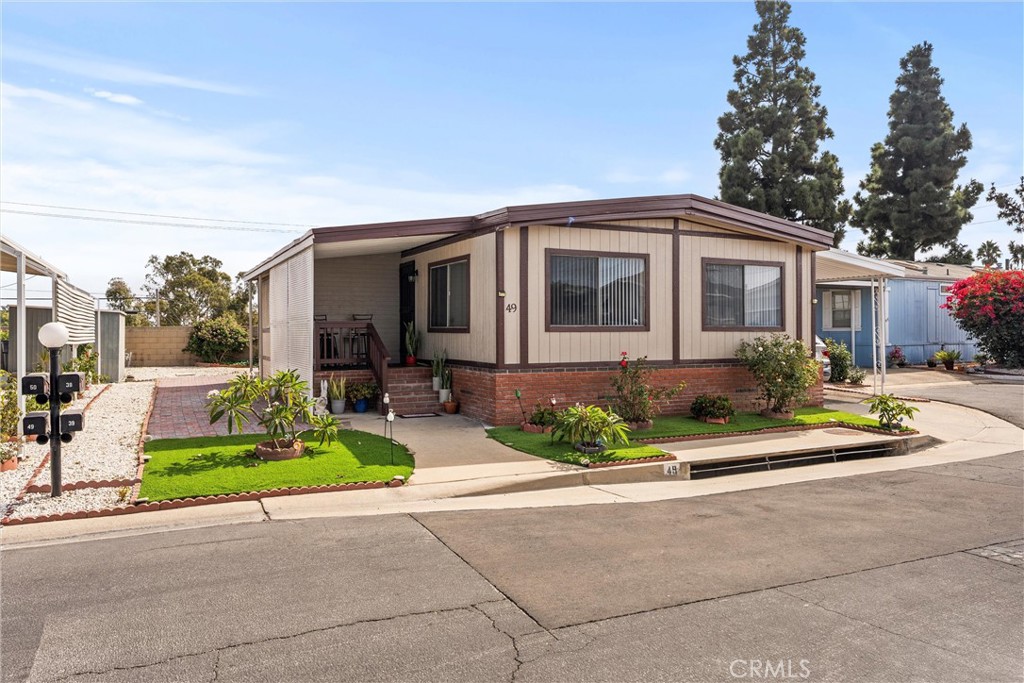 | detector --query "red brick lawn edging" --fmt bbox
[586,454,676,469]
[636,421,918,445]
